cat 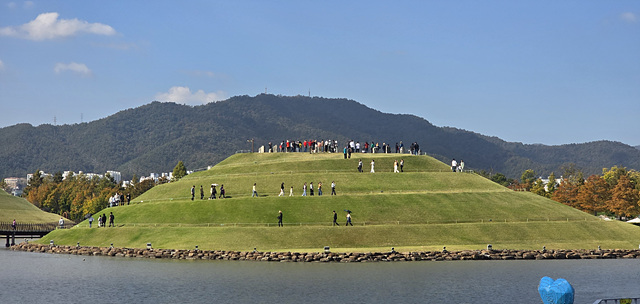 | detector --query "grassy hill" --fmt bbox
[0,189,63,223]
[40,153,640,252]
